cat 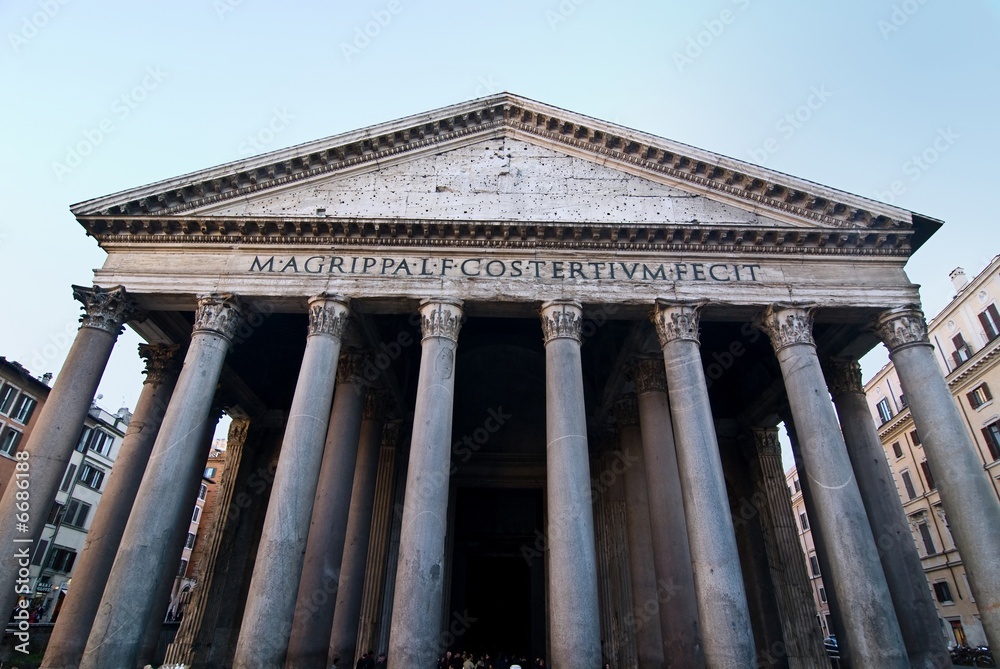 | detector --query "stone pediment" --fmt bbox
[71,93,940,254]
